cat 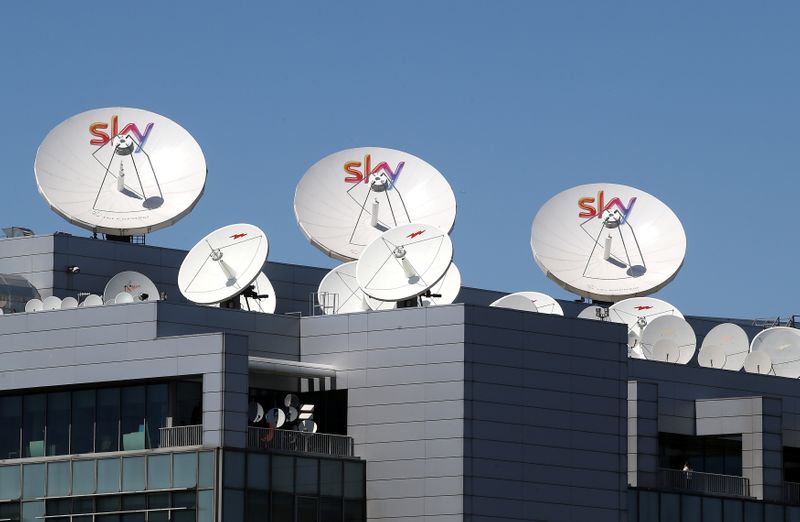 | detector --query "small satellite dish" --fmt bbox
[639,315,696,364]
[265,408,286,429]
[34,107,207,236]
[286,406,299,423]
[284,394,300,409]
[25,299,43,312]
[294,147,457,261]
[749,327,800,378]
[61,297,79,309]
[104,297,116,305]
[178,224,268,305]
[248,402,265,423]
[356,224,453,302]
[42,296,62,311]
[608,297,684,351]
[531,183,686,301]
[104,271,160,303]
[420,263,461,307]
[577,305,610,321]
[240,272,276,314]
[490,291,564,315]
[115,292,134,304]
[317,262,372,314]
[297,420,318,433]
[743,351,773,375]
[81,294,103,307]
[698,323,749,371]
